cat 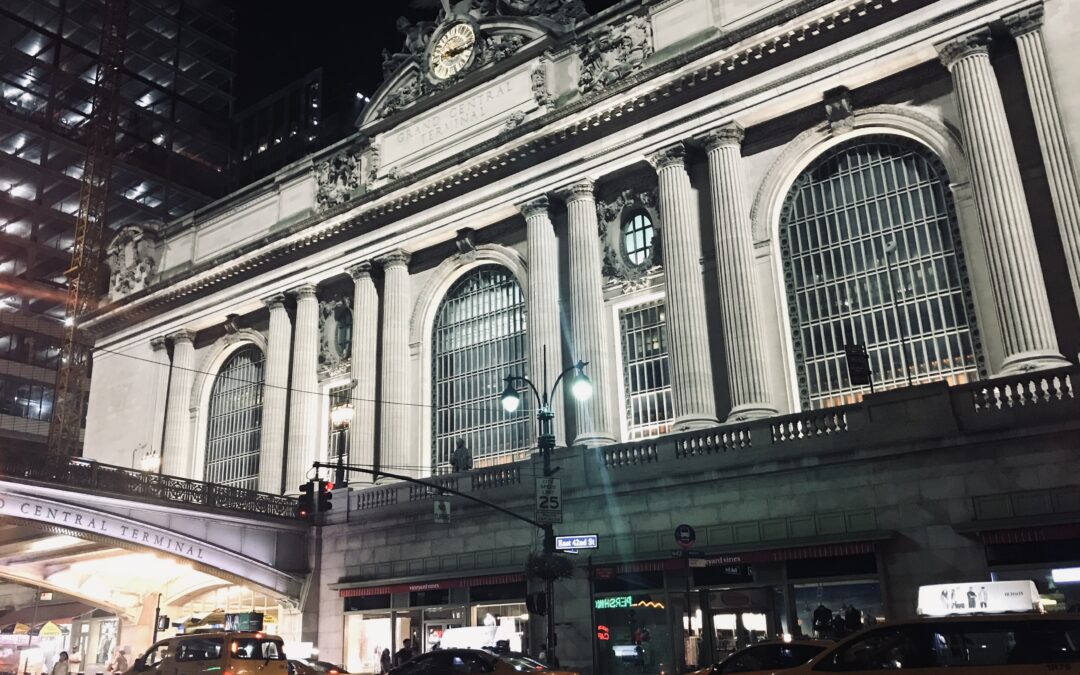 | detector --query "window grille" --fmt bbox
[623,211,655,266]
[328,384,351,465]
[205,345,265,489]
[619,299,673,439]
[780,136,981,409]
[432,265,530,473]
